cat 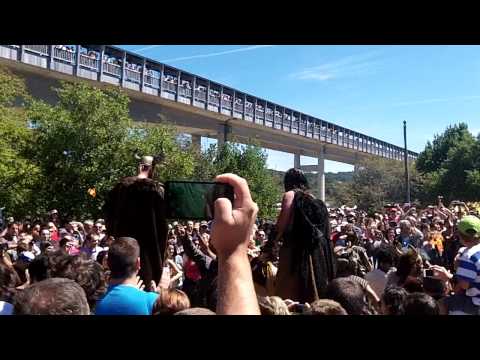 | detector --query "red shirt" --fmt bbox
[331,231,340,243]
[50,231,59,242]
[184,258,201,281]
